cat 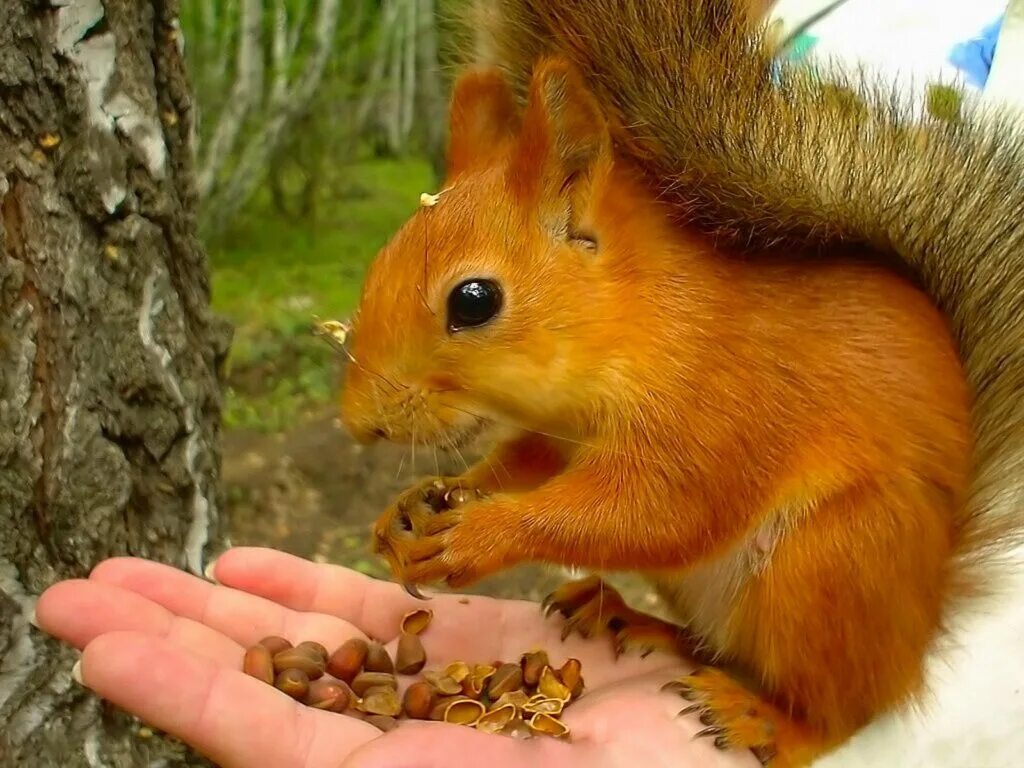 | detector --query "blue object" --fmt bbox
[948,16,1004,88]
[784,32,820,62]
